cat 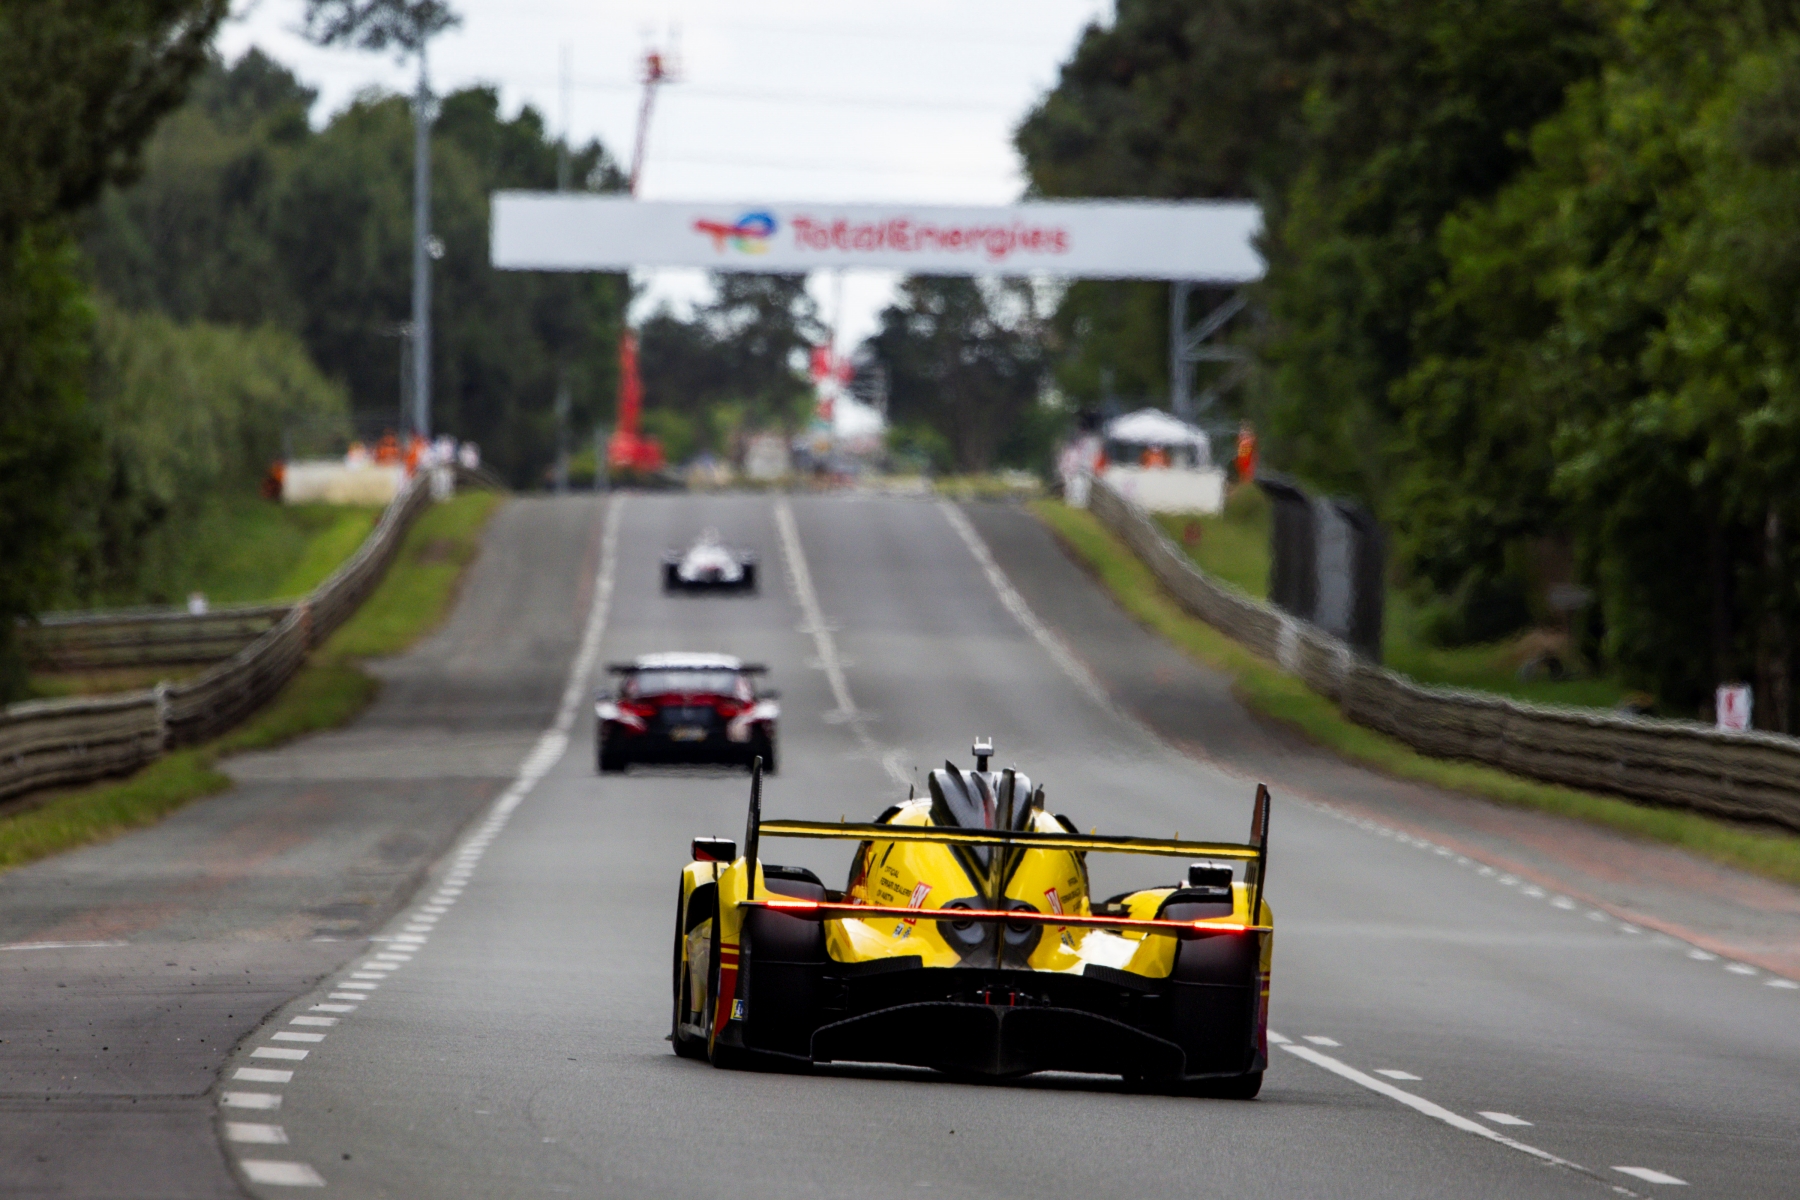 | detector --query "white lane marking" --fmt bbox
[374,953,412,963]
[1725,963,1756,975]
[1769,979,1799,989]
[252,1047,308,1061]
[290,1016,337,1027]
[1551,896,1576,910]
[1278,1044,1593,1175]
[1614,1167,1687,1186]
[234,1068,293,1084]
[772,496,859,726]
[271,1032,325,1043]
[1619,924,1641,934]
[1302,1035,1340,1046]
[1522,886,1545,898]
[240,1160,325,1187]
[1587,910,1608,921]
[1375,1068,1422,1080]
[936,500,1115,713]
[226,1122,288,1144]
[1267,1030,1291,1044]
[222,1092,282,1110]
[1,939,129,951]
[1687,949,1716,961]
[421,906,448,914]
[310,1004,356,1013]
[1479,1111,1533,1126]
